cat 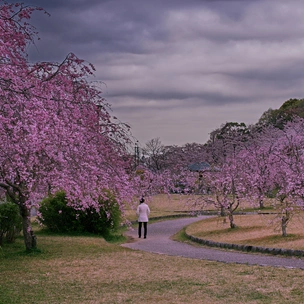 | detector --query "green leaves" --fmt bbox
[0,202,22,245]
